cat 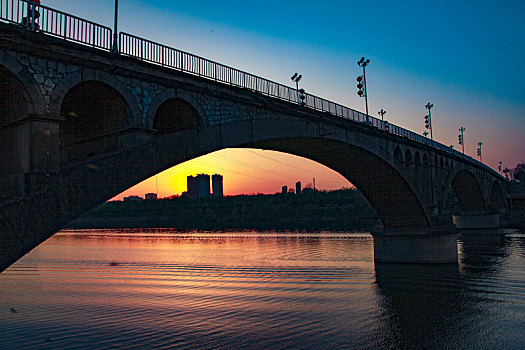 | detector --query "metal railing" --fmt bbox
[118,32,494,172]
[0,1,498,176]
[0,0,112,50]
[119,32,440,146]
[119,32,372,122]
